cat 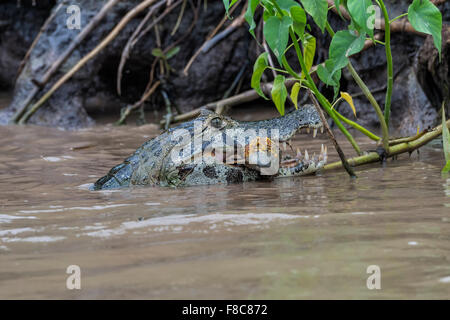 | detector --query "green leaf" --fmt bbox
[278,0,300,11]
[334,0,344,19]
[442,160,450,174]
[290,82,301,109]
[223,0,239,17]
[300,0,328,32]
[442,104,450,164]
[271,75,288,116]
[151,48,165,58]
[347,0,374,38]
[290,5,307,38]
[165,46,180,60]
[408,0,442,58]
[263,16,293,65]
[245,0,259,38]
[301,33,316,80]
[317,59,342,100]
[251,52,270,100]
[328,30,366,79]
[317,60,341,87]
